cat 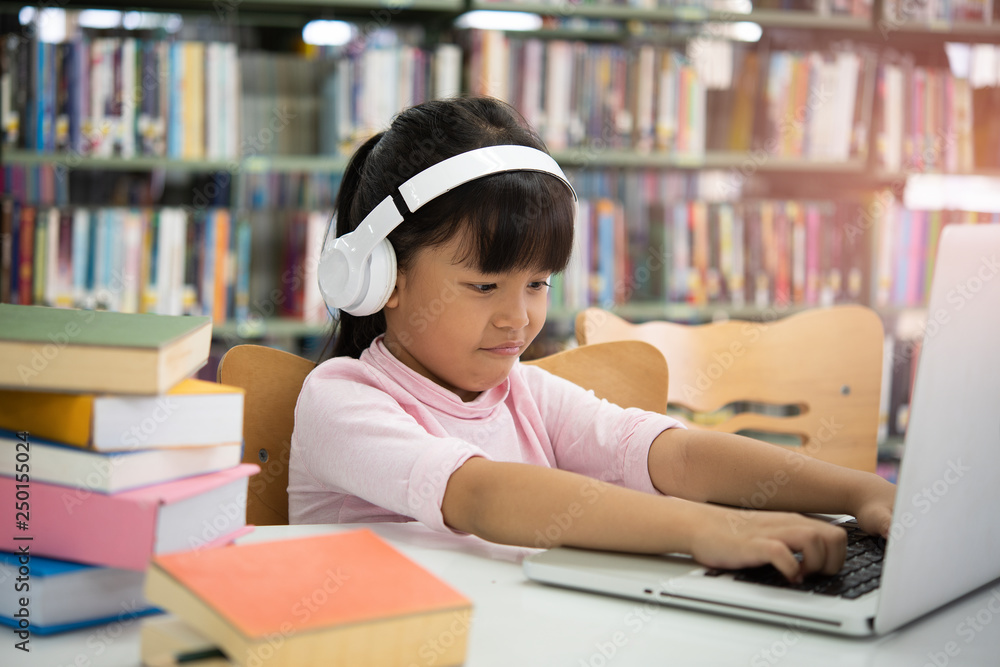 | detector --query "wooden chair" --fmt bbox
[216,339,668,525]
[523,340,668,414]
[575,305,884,472]
[217,344,315,526]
